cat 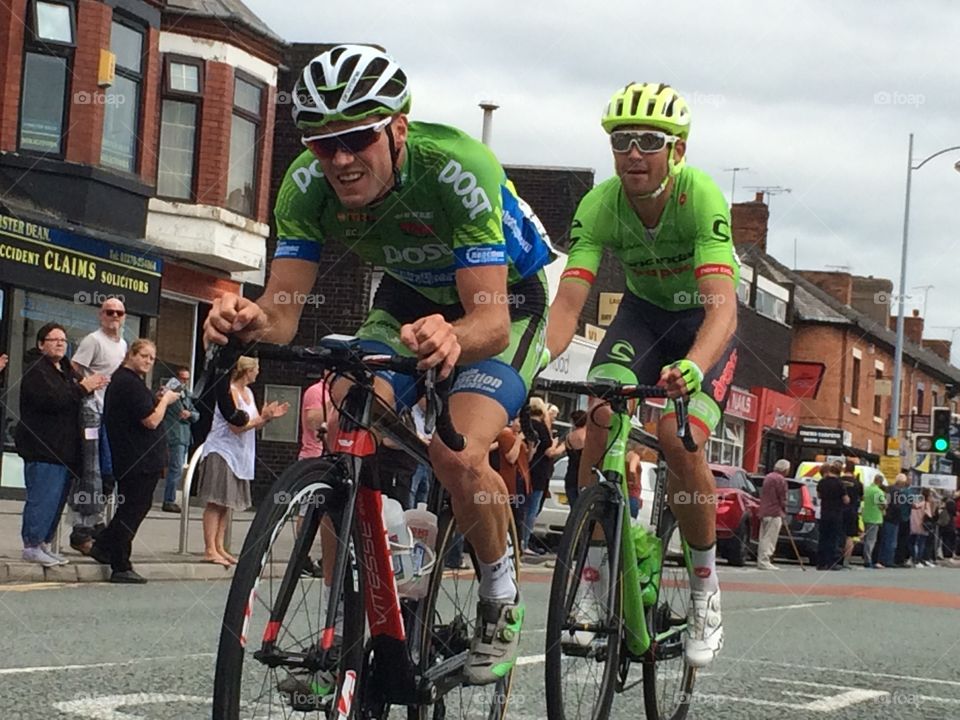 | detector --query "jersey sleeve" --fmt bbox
[273,151,328,263]
[561,186,607,287]
[691,174,738,284]
[435,139,508,271]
